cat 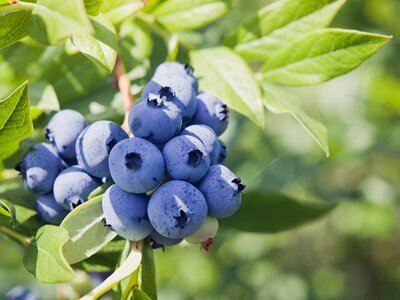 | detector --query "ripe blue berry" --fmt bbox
[102,184,152,241]
[153,62,198,92]
[108,138,165,194]
[76,120,128,179]
[45,109,87,160]
[191,92,229,136]
[217,140,227,164]
[163,135,210,183]
[141,74,196,123]
[150,230,182,248]
[36,193,69,225]
[197,165,245,218]
[5,286,39,300]
[17,143,63,194]
[181,125,220,165]
[128,97,182,144]
[148,180,207,239]
[53,165,101,210]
